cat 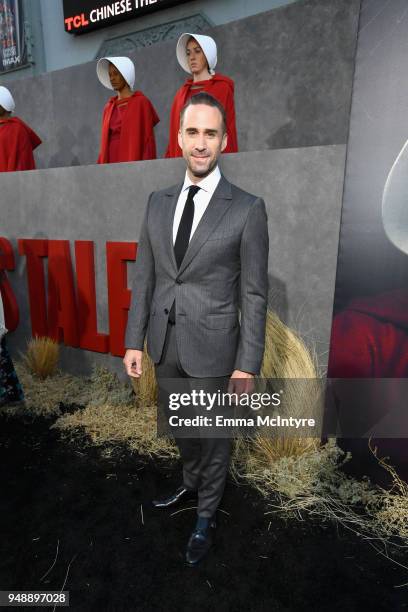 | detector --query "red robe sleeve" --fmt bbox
[165,83,190,158]
[98,92,159,164]
[207,76,238,154]
[0,117,41,172]
[165,74,239,158]
[97,98,114,164]
[223,86,238,153]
